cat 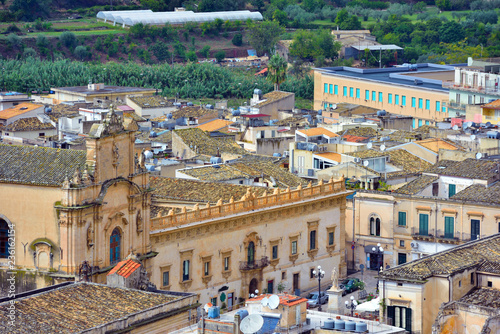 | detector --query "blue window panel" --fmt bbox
[329,84,333,94]
[402,95,406,106]
[395,94,400,105]
[324,83,328,93]
[365,90,370,100]
[425,99,430,110]
[442,106,446,113]
[418,98,423,109]
[343,86,347,96]
[349,87,354,97]
[426,120,429,125]
[329,103,332,107]
[379,92,383,102]
[324,103,328,109]
[372,91,376,101]
[418,119,422,127]
[334,85,338,95]
[436,101,440,111]
[412,97,416,108]
[110,228,121,264]
[412,119,416,128]
[356,88,360,98]
[388,93,393,104]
